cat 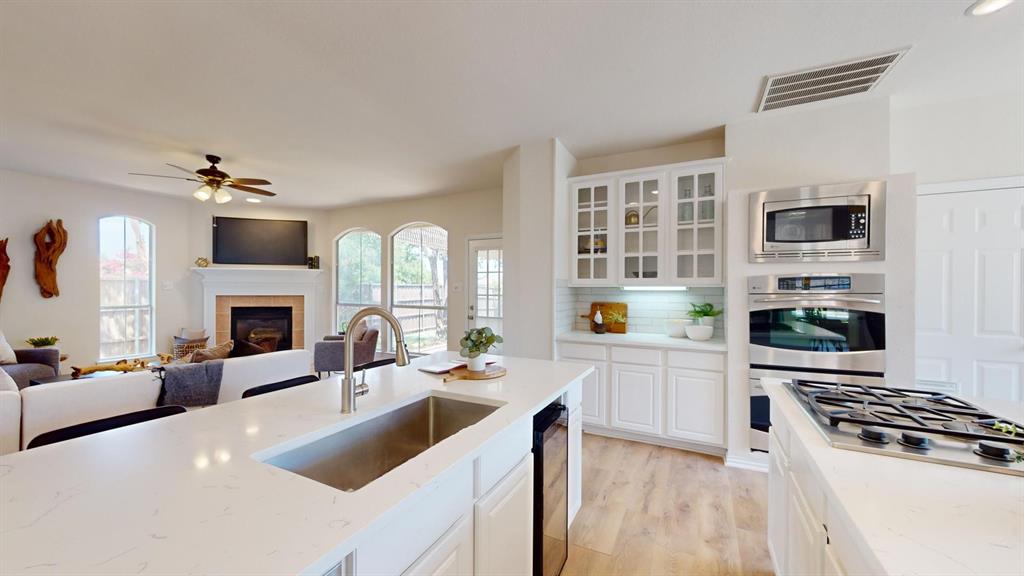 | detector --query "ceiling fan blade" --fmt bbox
[227,177,272,186]
[129,172,202,182]
[227,183,276,197]
[166,163,199,176]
